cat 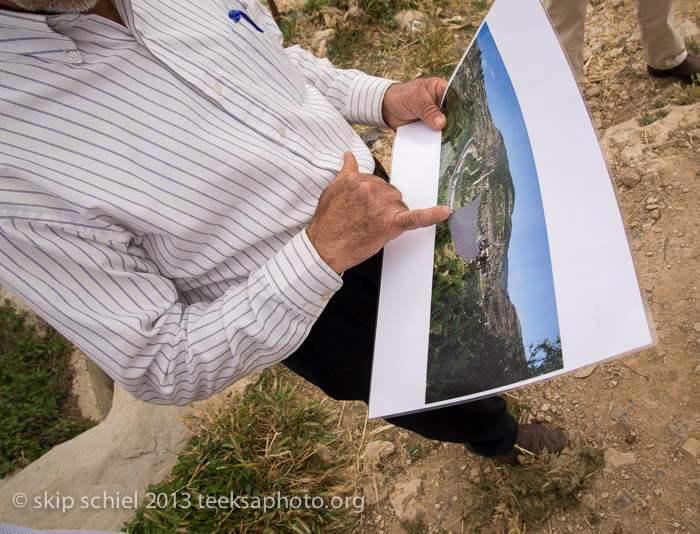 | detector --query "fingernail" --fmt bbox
[434,116,446,128]
[442,206,451,216]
